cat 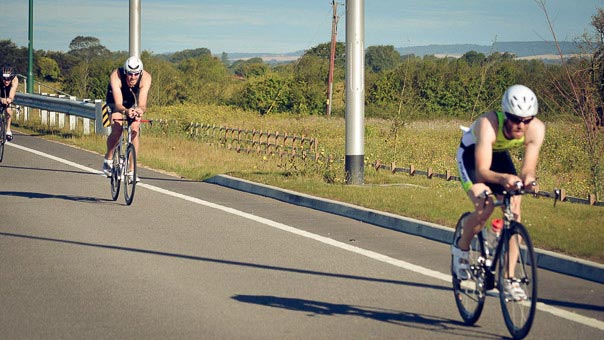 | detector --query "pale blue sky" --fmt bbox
[1,0,602,54]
